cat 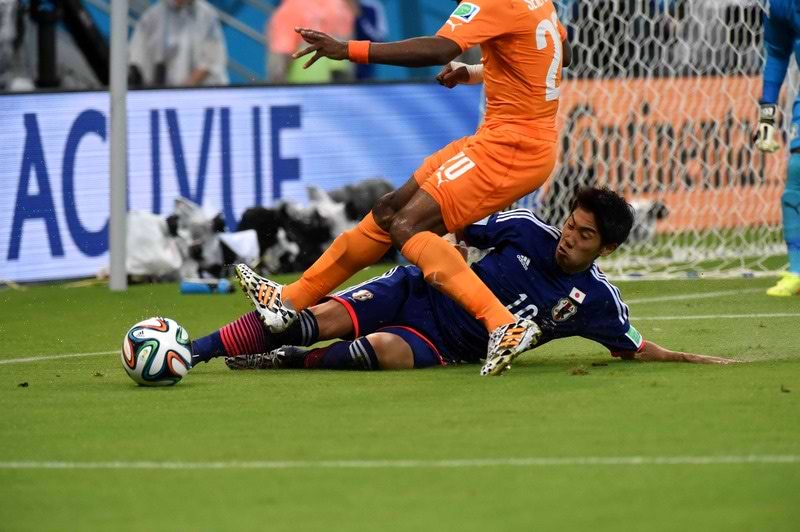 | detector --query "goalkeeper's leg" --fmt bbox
[768,149,800,296]
[784,151,800,275]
